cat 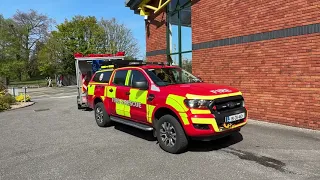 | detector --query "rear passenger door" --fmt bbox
[108,69,131,117]
[88,70,113,108]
